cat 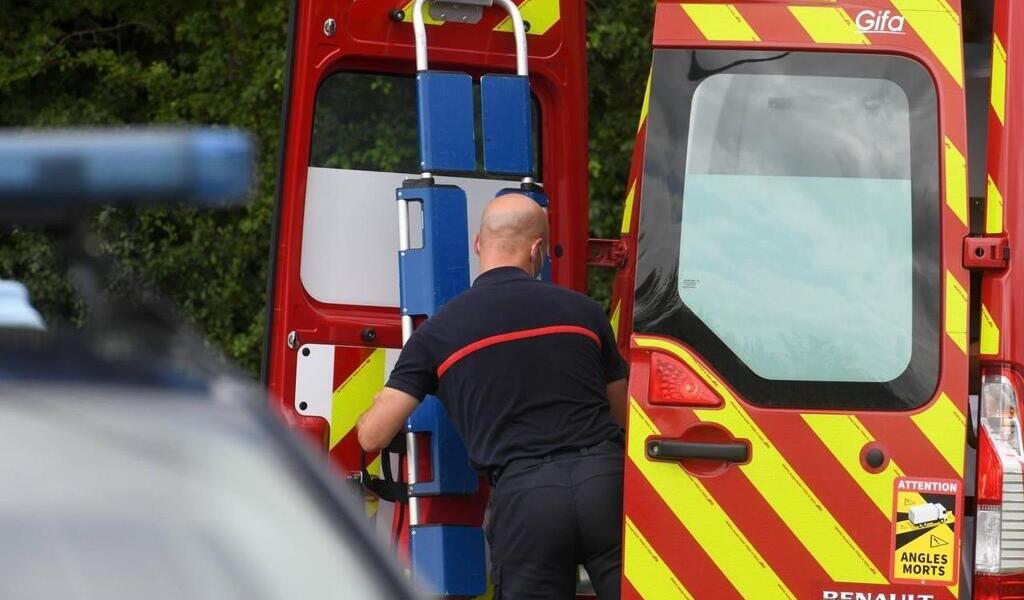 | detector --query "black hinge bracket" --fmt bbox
[587,238,629,269]
[964,235,1010,270]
